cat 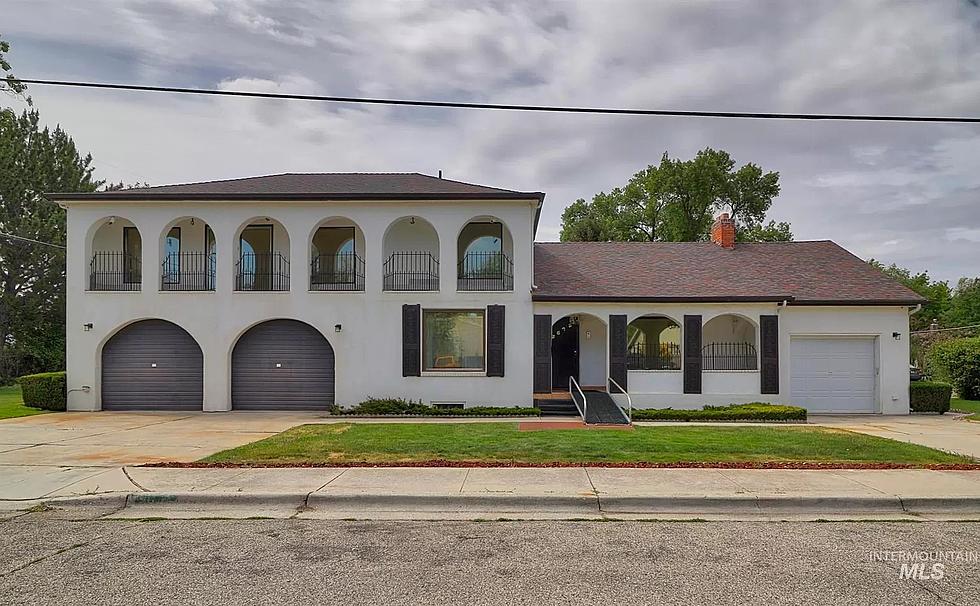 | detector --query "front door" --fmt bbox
[551,316,579,389]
